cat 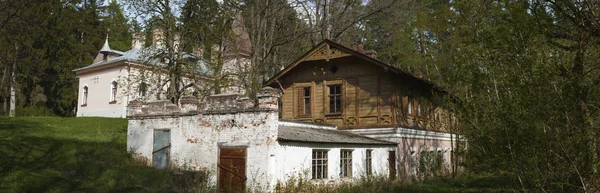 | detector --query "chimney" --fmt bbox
[365,49,377,59]
[152,28,164,48]
[357,42,365,54]
[414,71,422,78]
[131,32,145,49]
